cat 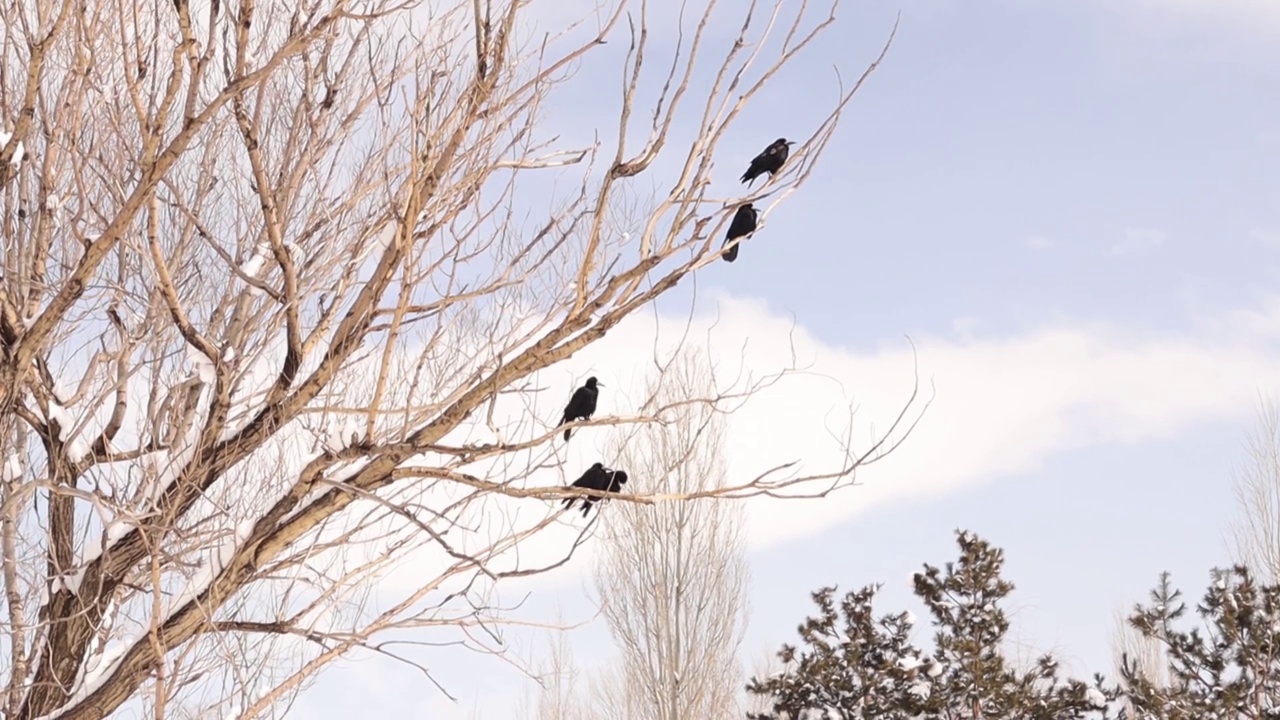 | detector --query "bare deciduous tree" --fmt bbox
[0,0,914,717]
[1231,395,1280,580]
[1107,607,1169,717]
[741,646,786,718]
[517,615,593,720]
[589,348,749,720]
